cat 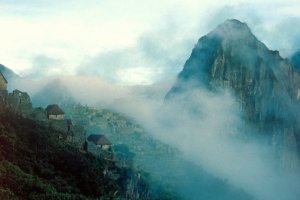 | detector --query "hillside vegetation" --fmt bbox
[0,107,146,200]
